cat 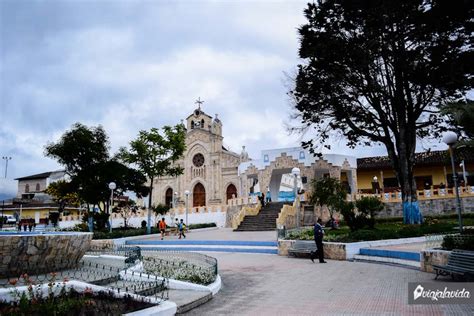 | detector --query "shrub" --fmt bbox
[355,196,384,229]
[442,234,474,251]
[187,223,217,229]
